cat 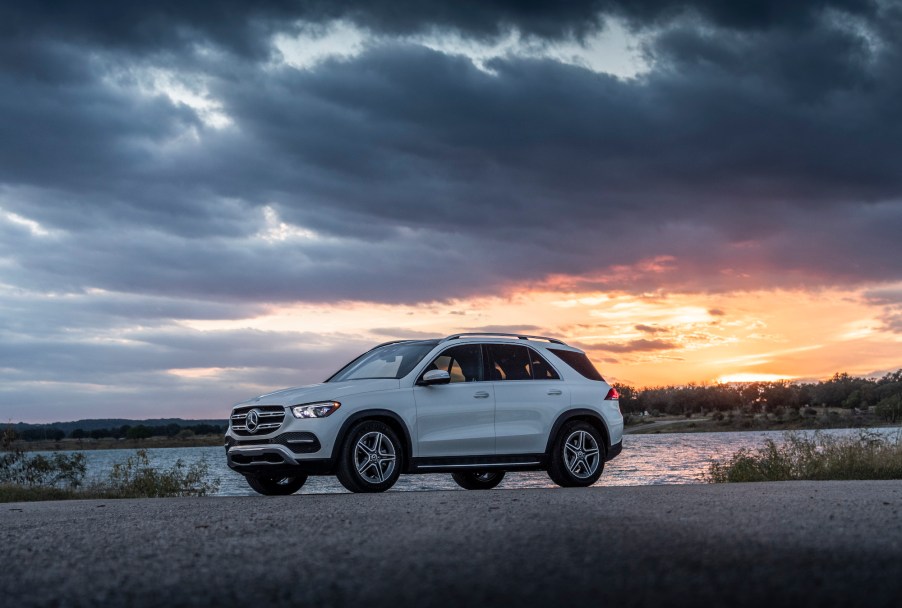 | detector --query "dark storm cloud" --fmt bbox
[0,328,358,378]
[1,1,880,59]
[863,286,902,334]
[2,0,902,418]
[0,316,373,421]
[0,289,265,340]
[3,3,902,302]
